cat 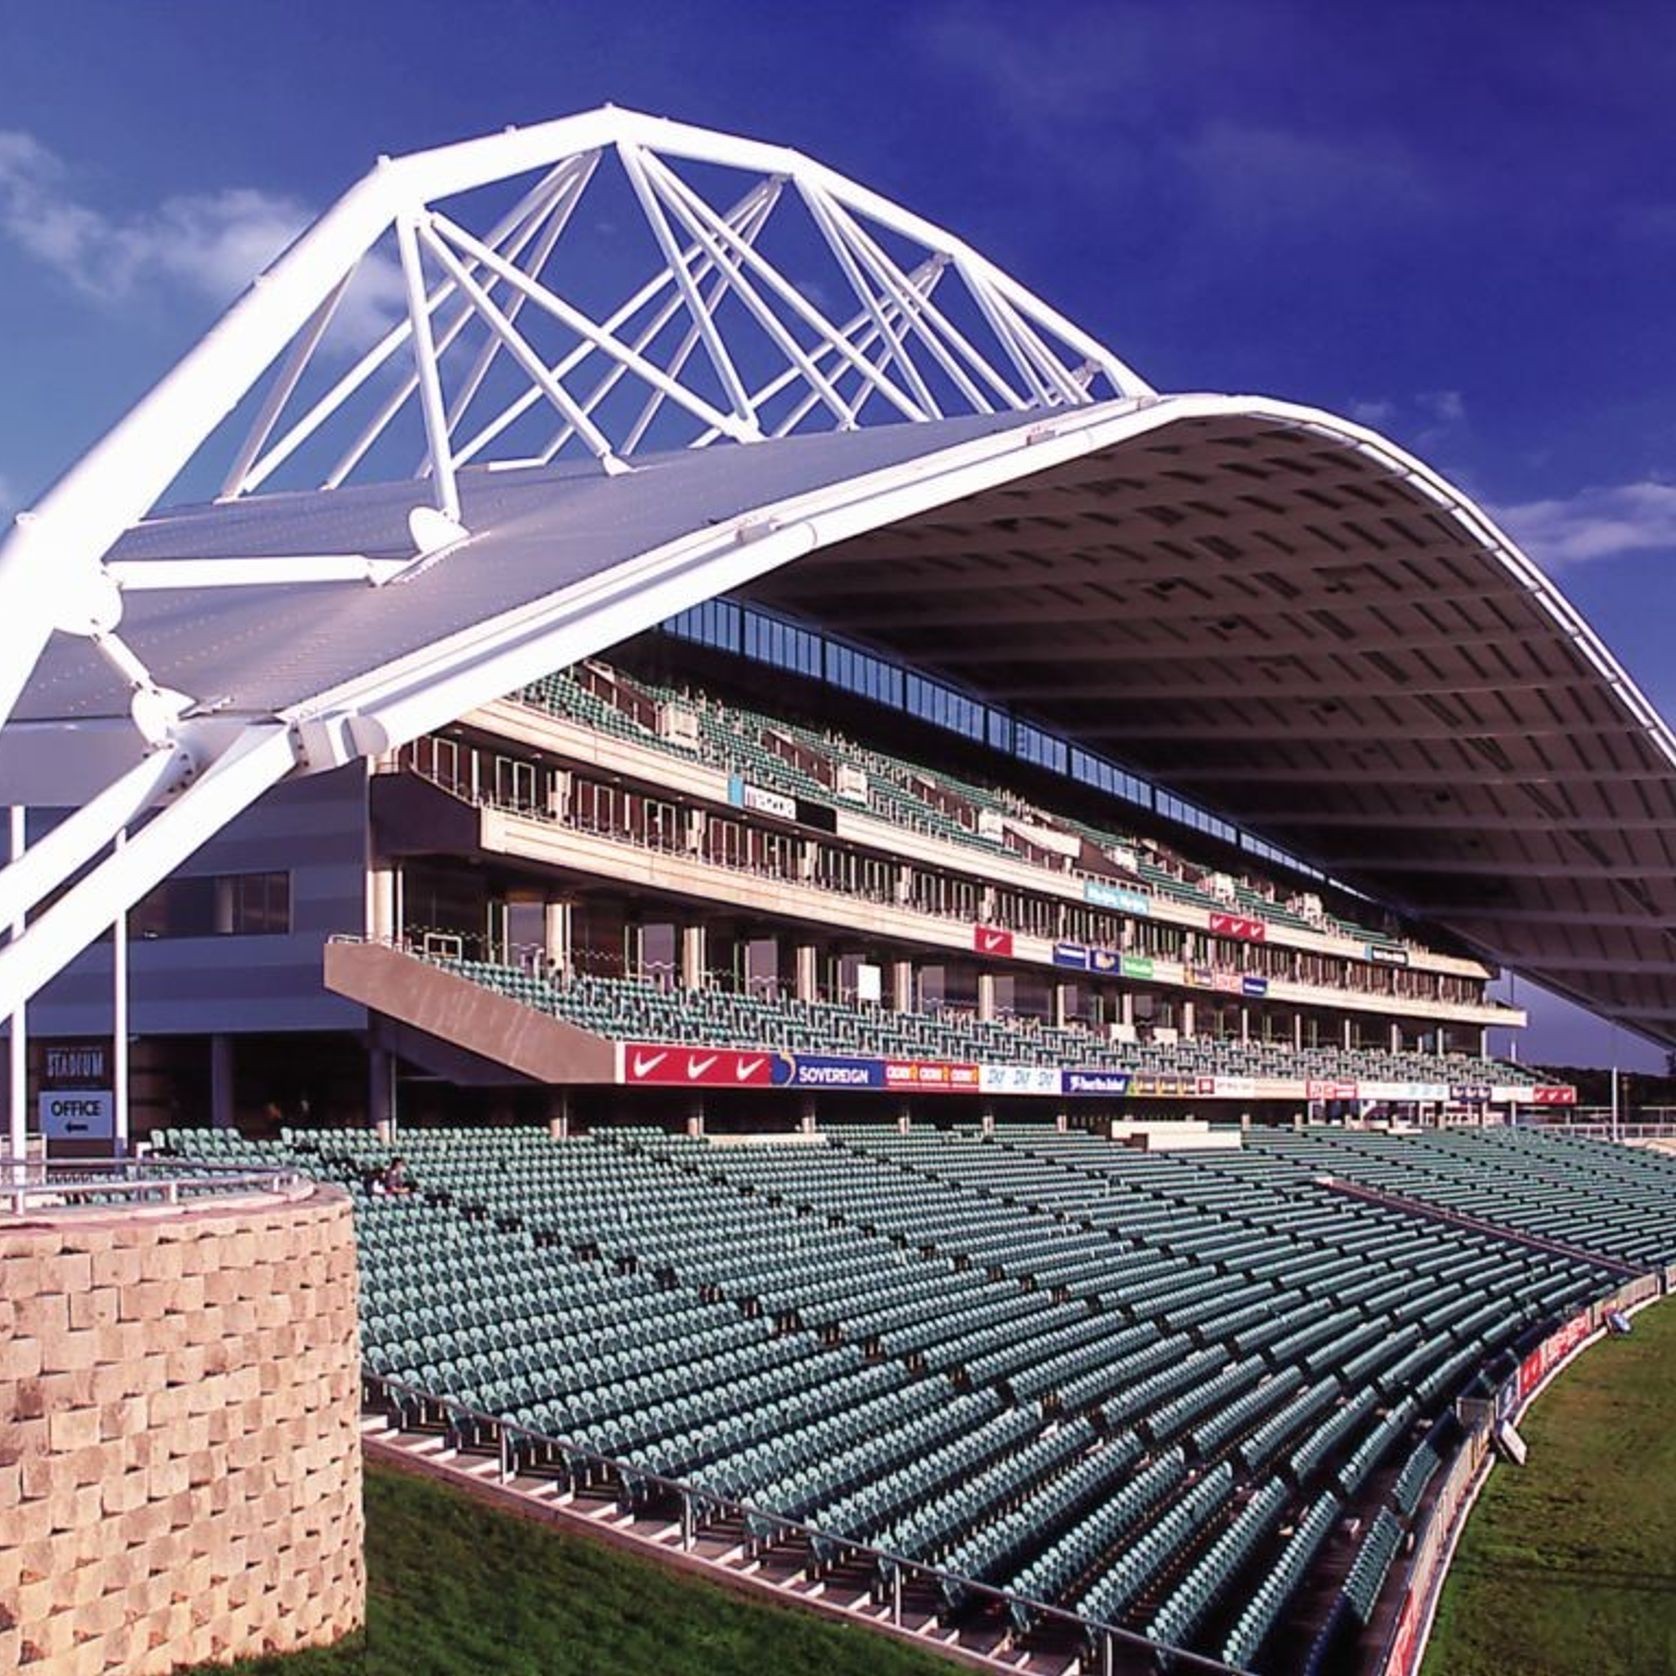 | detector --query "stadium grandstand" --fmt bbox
[3,107,1676,1676]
